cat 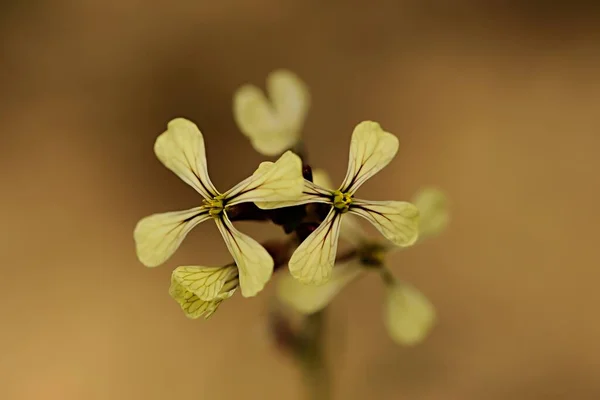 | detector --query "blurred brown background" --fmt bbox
[2,1,600,399]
